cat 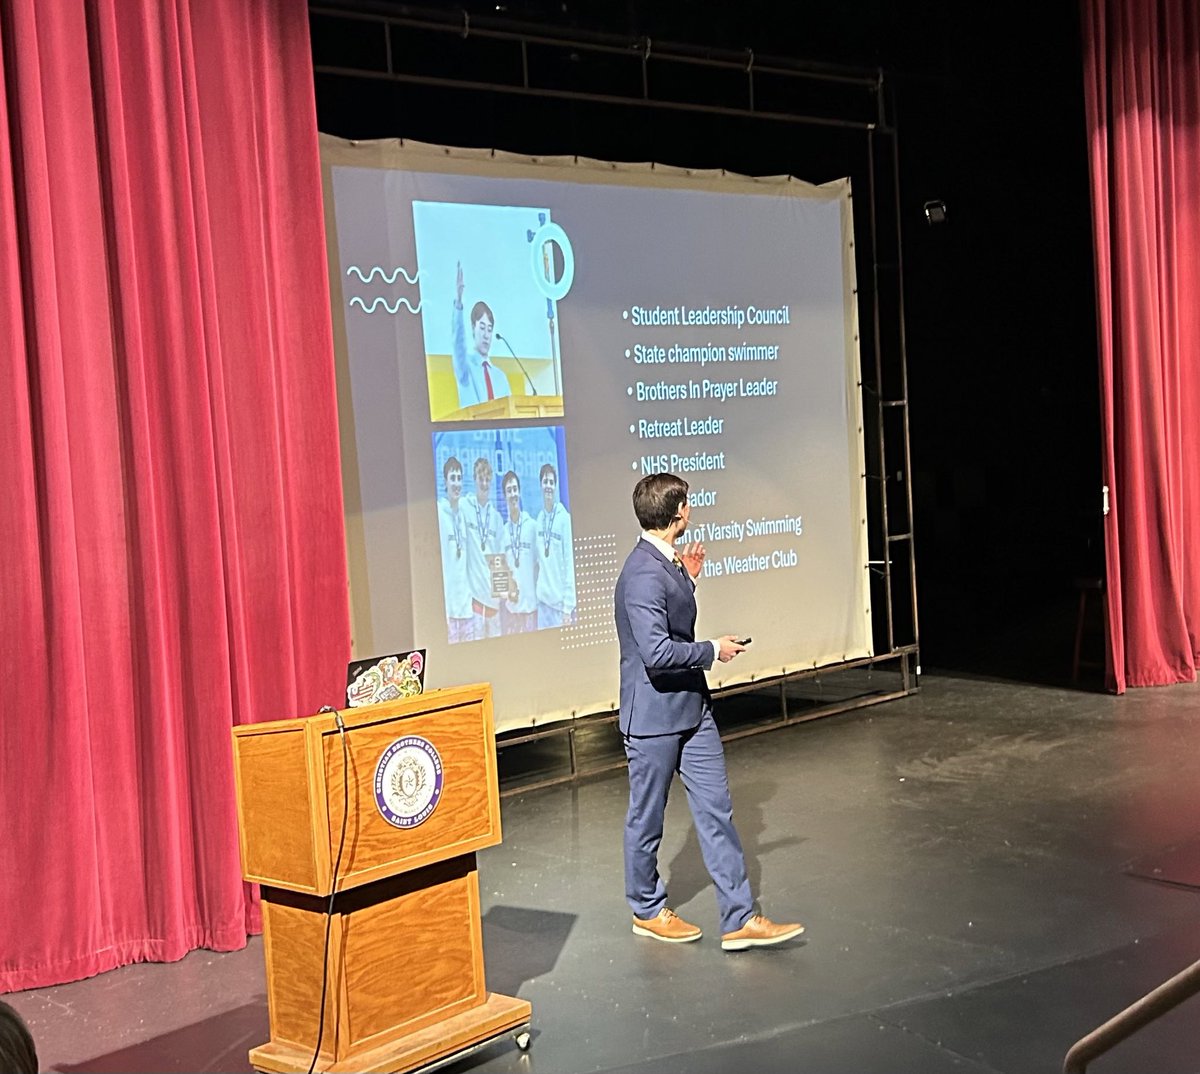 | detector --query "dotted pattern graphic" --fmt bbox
[562,534,621,650]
